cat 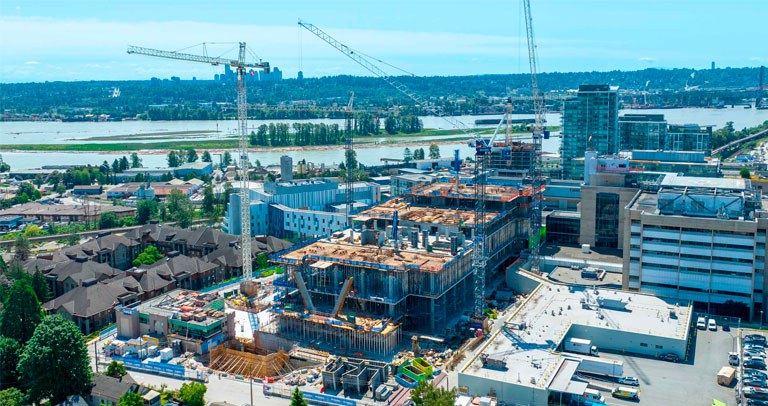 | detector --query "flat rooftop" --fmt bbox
[276,229,470,273]
[407,182,526,201]
[354,199,497,227]
[548,266,623,287]
[461,278,690,390]
[135,289,225,327]
[661,173,748,190]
